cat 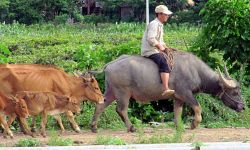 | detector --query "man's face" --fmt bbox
[158,13,170,23]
